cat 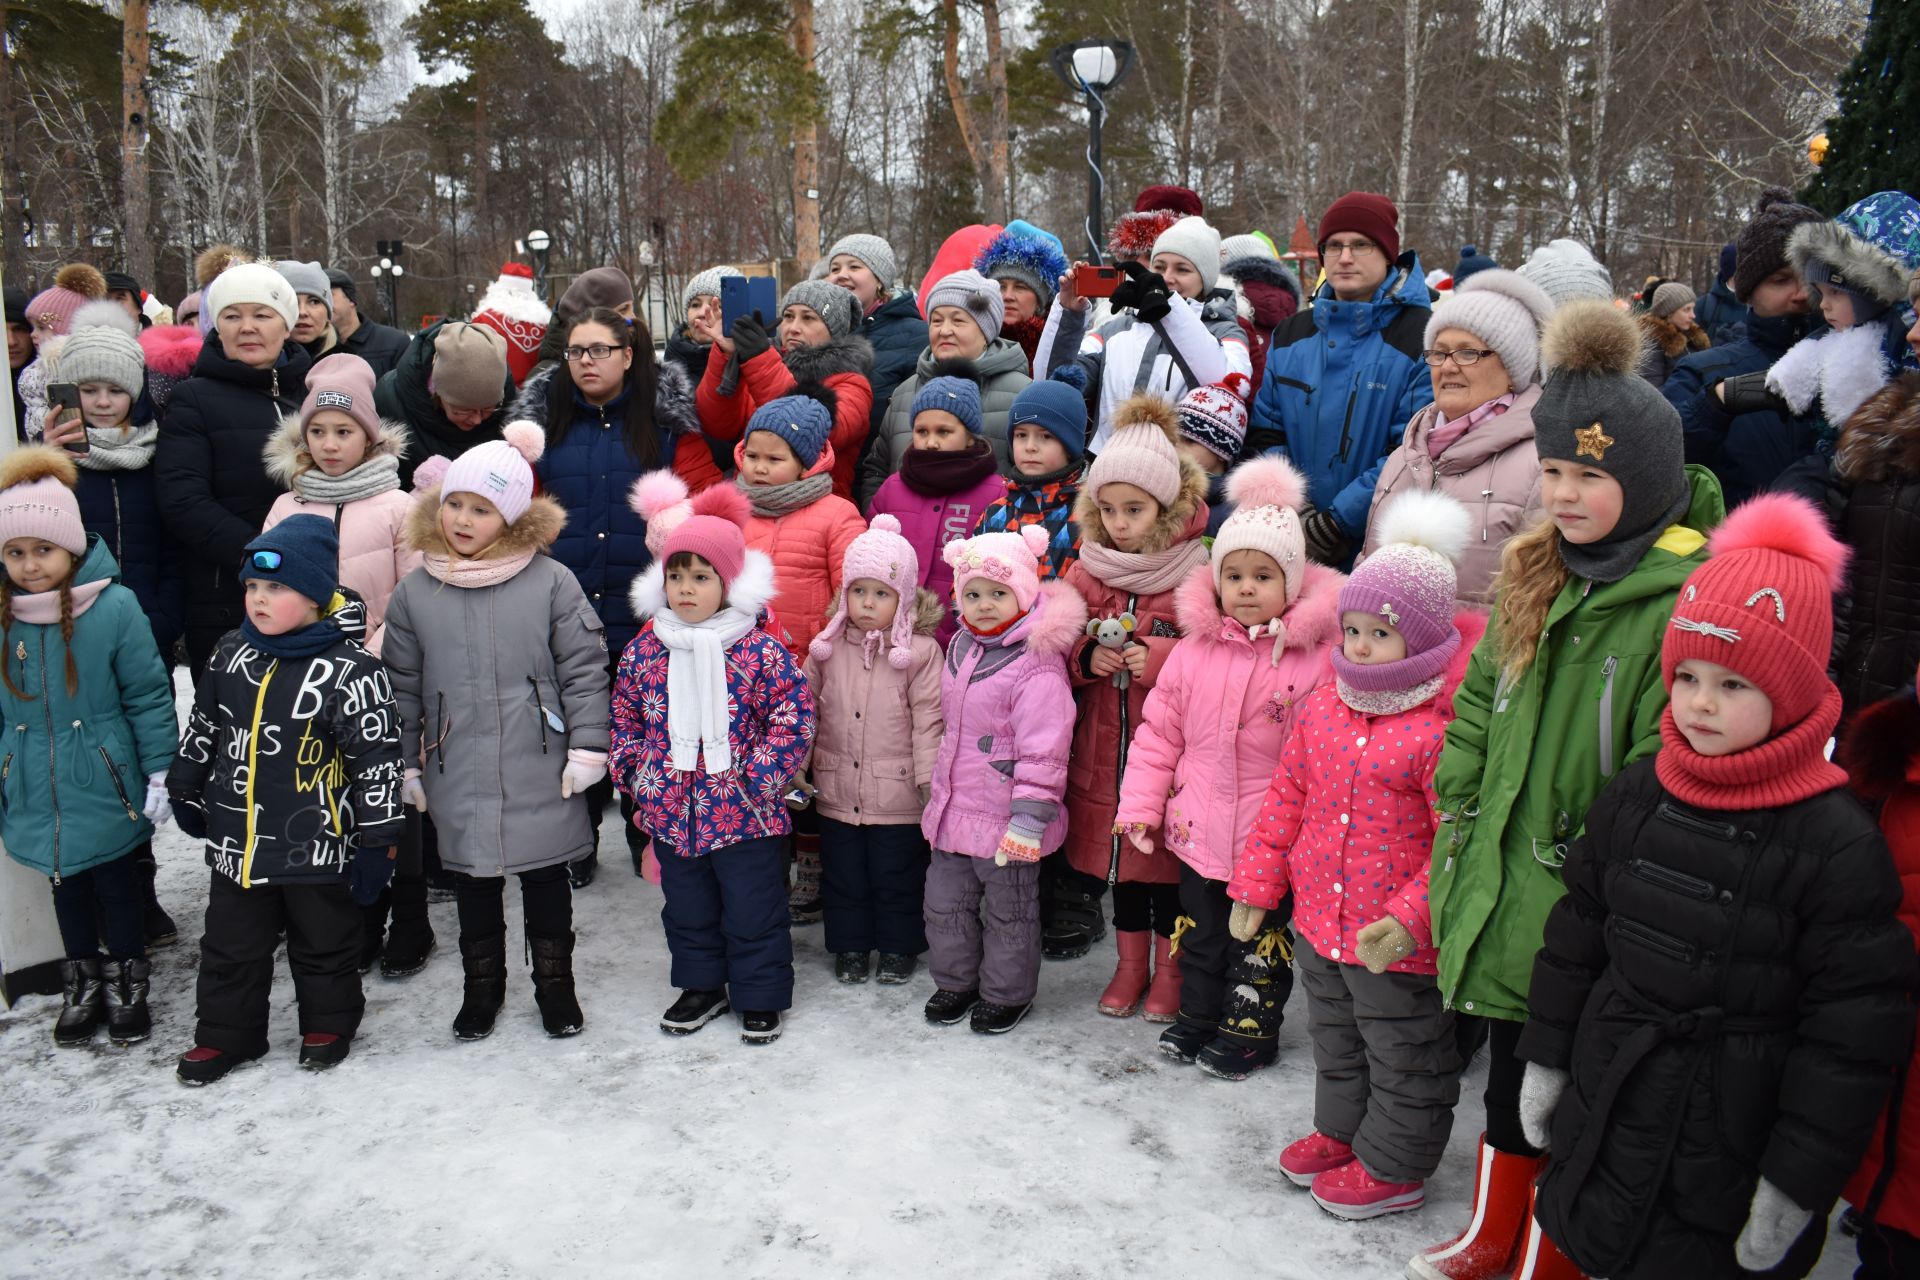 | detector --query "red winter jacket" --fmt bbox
[695,336,874,501]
